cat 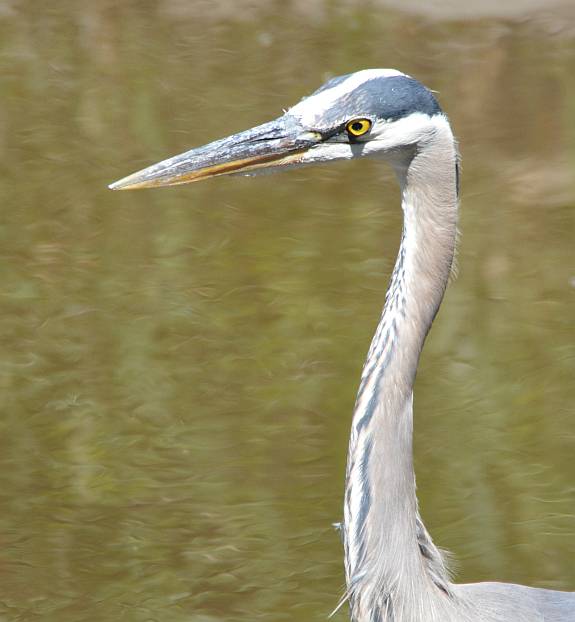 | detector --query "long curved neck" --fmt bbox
[343,118,459,622]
